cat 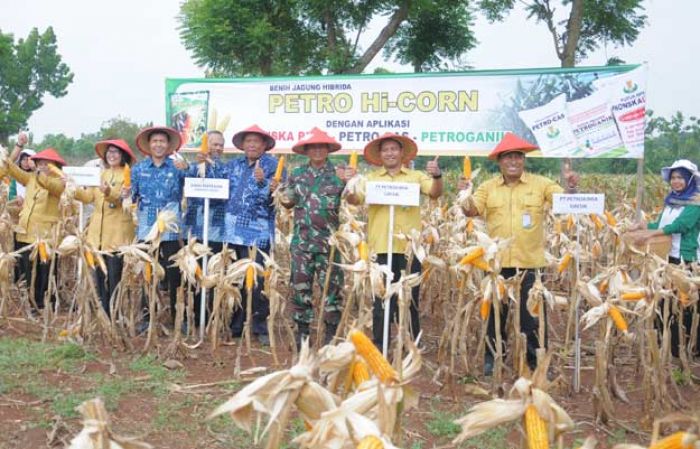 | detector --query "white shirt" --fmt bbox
[658,205,683,258]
